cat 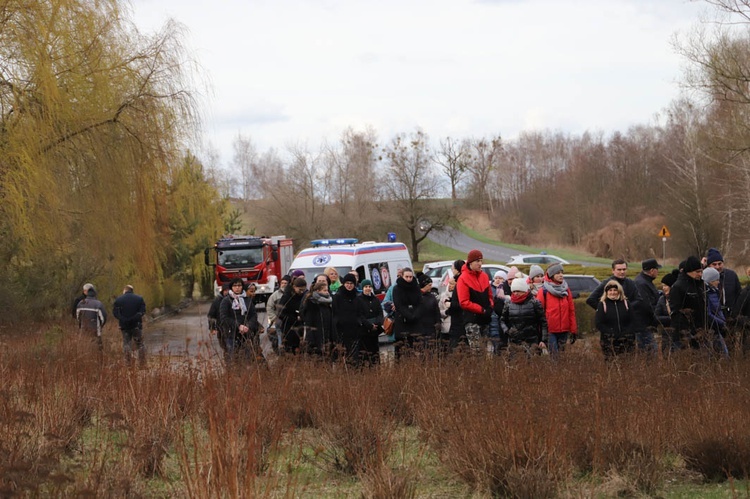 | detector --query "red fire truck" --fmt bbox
[204,235,294,303]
